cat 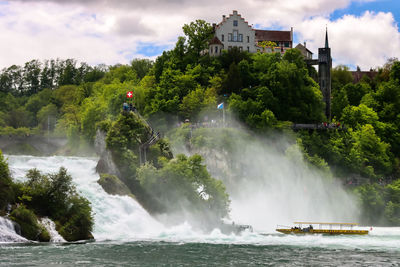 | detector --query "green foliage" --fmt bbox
[350,125,392,177]
[182,19,214,57]
[342,82,371,106]
[80,98,108,143]
[16,167,94,241]
[355,179,400,225]
[0,150,14,211]
[131,59,153,80]
[58,195,93,241]
[10,205,50,241]
[106,112,151,153]
[331,88,349,119]
[384,201,400,225]
[137,154,230,225]
[341,104,380,129]
[223,63,242,94]
[355,183,385,224]
[37,104,58,131]
[332,65,353,91]
[179,86,217,120]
